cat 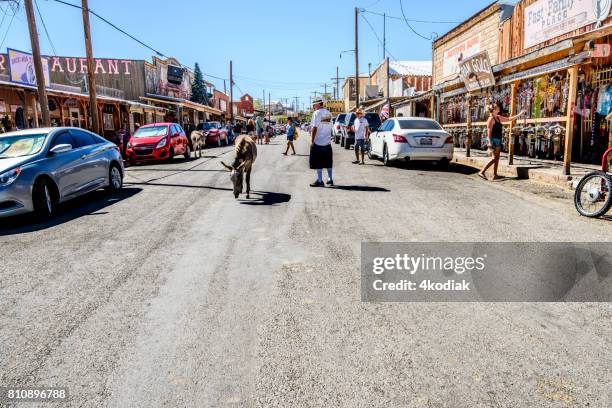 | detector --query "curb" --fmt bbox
[452,155,574,189]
